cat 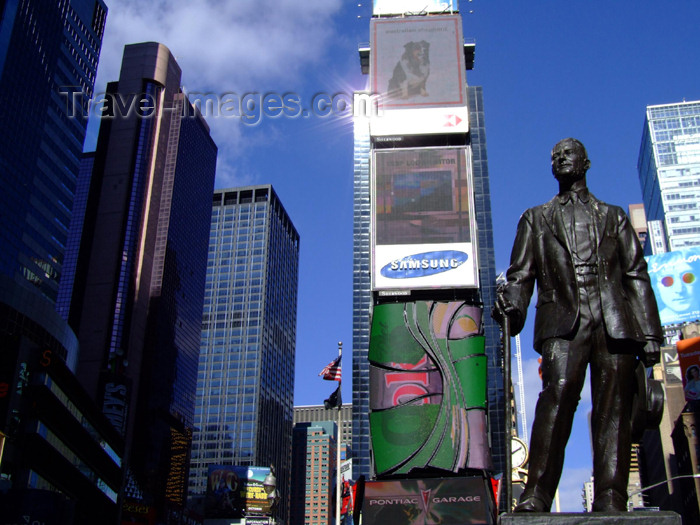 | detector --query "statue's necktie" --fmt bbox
[572,196,593,261]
